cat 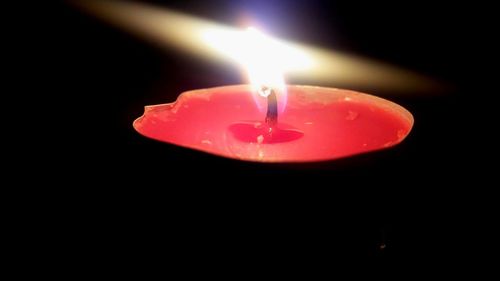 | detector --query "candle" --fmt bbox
[133,27,413,162]
[133,84,413,162]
